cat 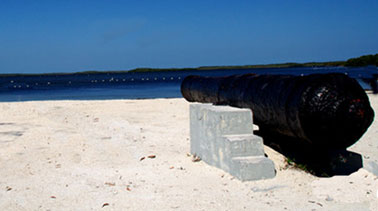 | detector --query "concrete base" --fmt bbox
[190,103,275,181]
[364,160,378,176]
